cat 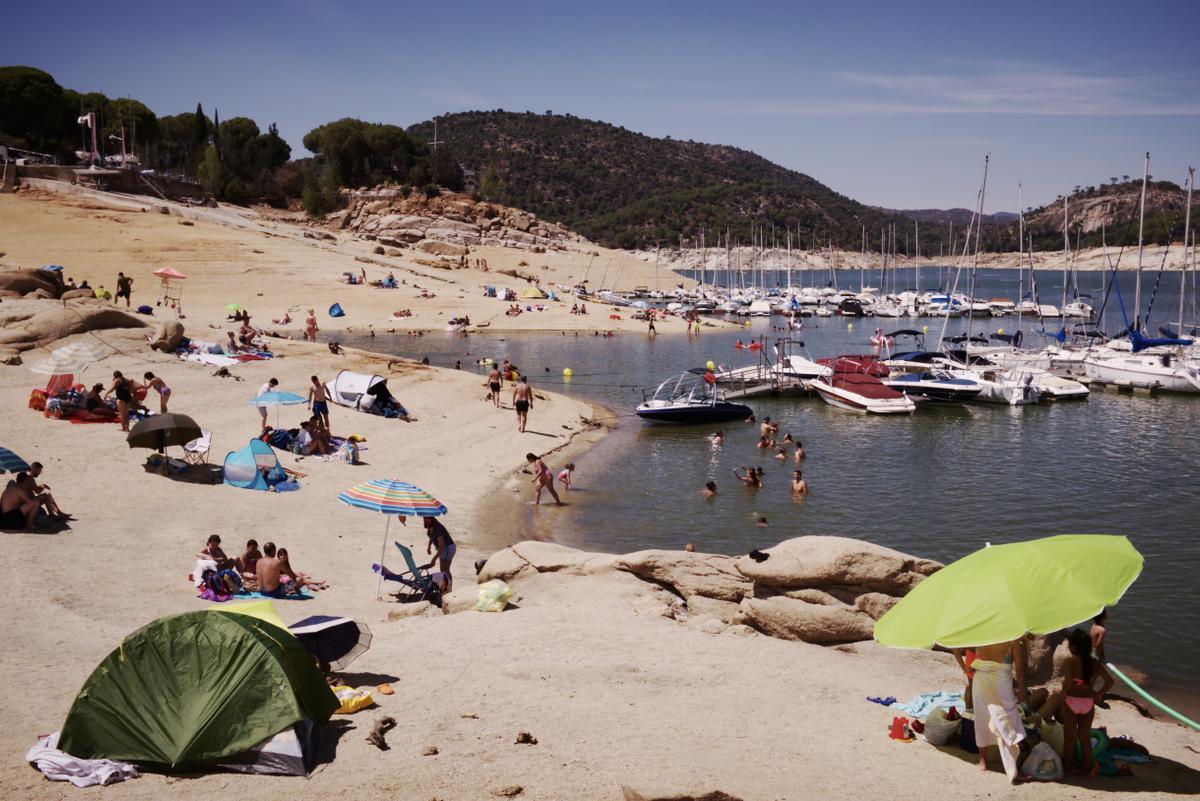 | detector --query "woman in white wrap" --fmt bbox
[971,638,1028,783]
